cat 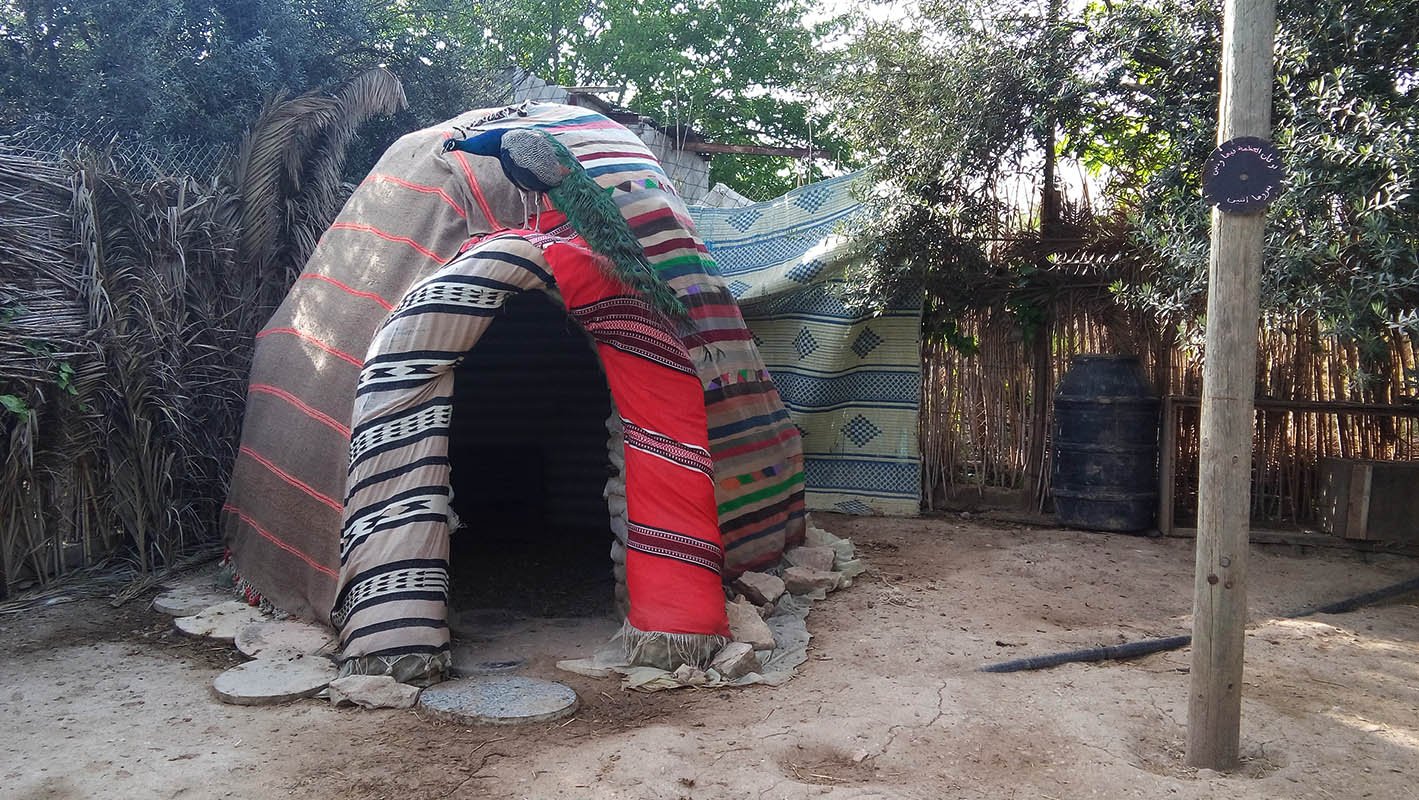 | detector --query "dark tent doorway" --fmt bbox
[446,290,616,619]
